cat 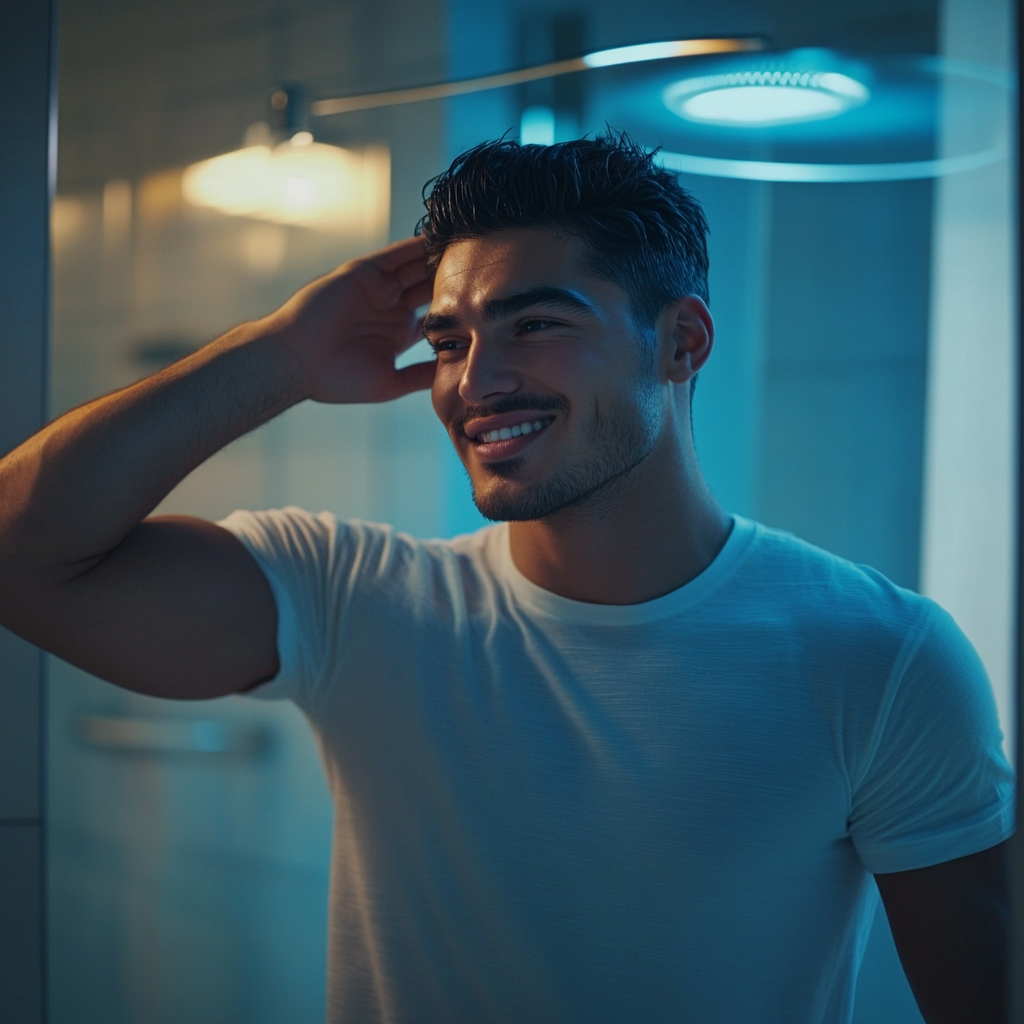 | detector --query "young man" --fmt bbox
[0,135,1013,1023]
